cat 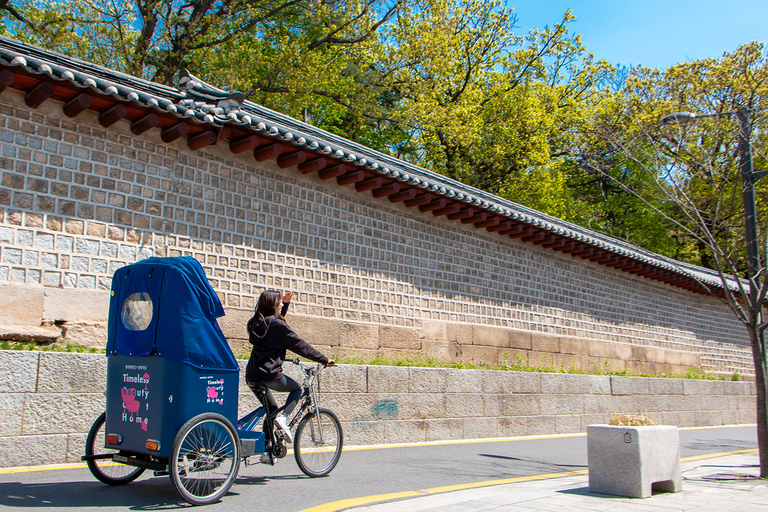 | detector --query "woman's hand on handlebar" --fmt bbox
[325,359,336,367]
